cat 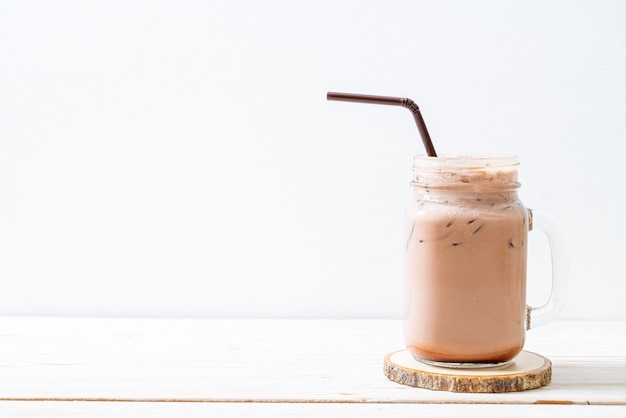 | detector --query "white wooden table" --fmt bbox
[0,318,624,416]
